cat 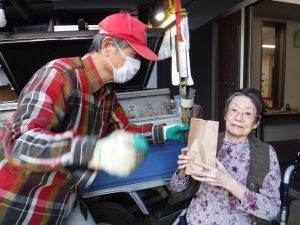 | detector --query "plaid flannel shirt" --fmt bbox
[0,54,165,225]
